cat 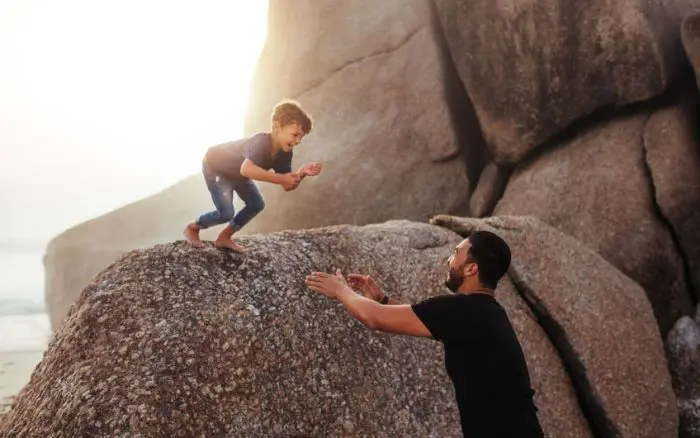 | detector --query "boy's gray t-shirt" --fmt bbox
[204,133,293,181]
